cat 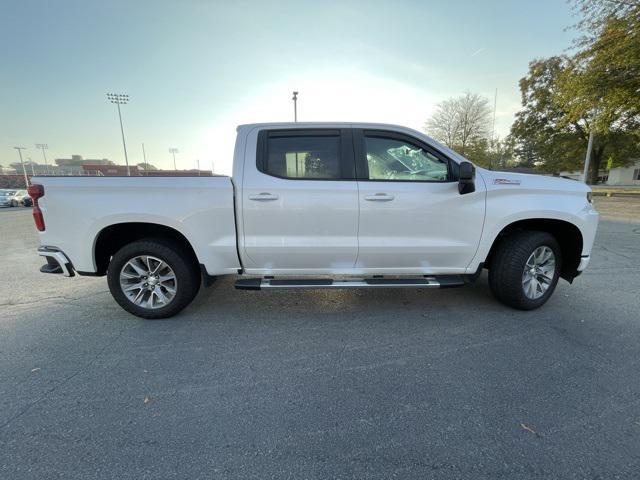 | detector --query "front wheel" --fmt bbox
[107,238,200,319]
[488,231,561,310]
